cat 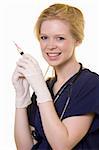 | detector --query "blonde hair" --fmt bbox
[35,3,84,43]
